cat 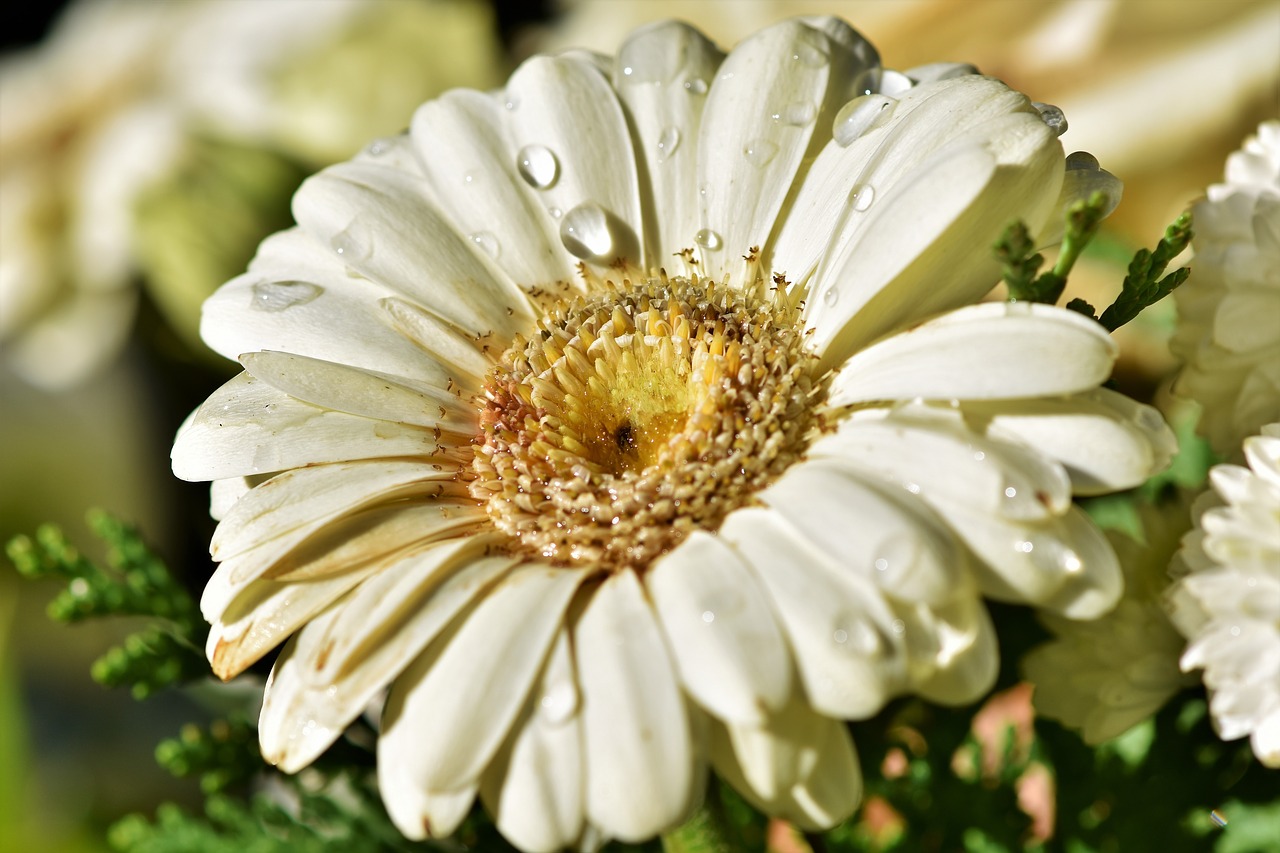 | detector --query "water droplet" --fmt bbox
[831,615,881,654]
[365,138,391,157]
[698,182,713,201]
[560,202,637,264]
[656,126,681,162]
[548,206,563,219]
[822,287,839,307]
[469,231,500,259]
[1131,404,1167,435]
[329,223,370,262]
[618,34,684,84]
[743,138,779,167]
[694,228,723,251]
[973,450,986,462]
[1065,150,1100,171]
[833,94,896,147]
[891,619,906,635]
[1004,485,1018,499]
[774,100,817,127]
[539,679,579,725]
[791,38,829,68]
[1230,625,1242,637]
[463,171,478,185]
[1017,540,1034,553]
[504,91,520,111]
[517,144,559,189]
[878,69,914,96]
[250,281,323,312]
[873,534,919,581]
[1032,102,1068,136]
[848,184,876,211]
[684,78,708,95]
[873,557,889,572]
